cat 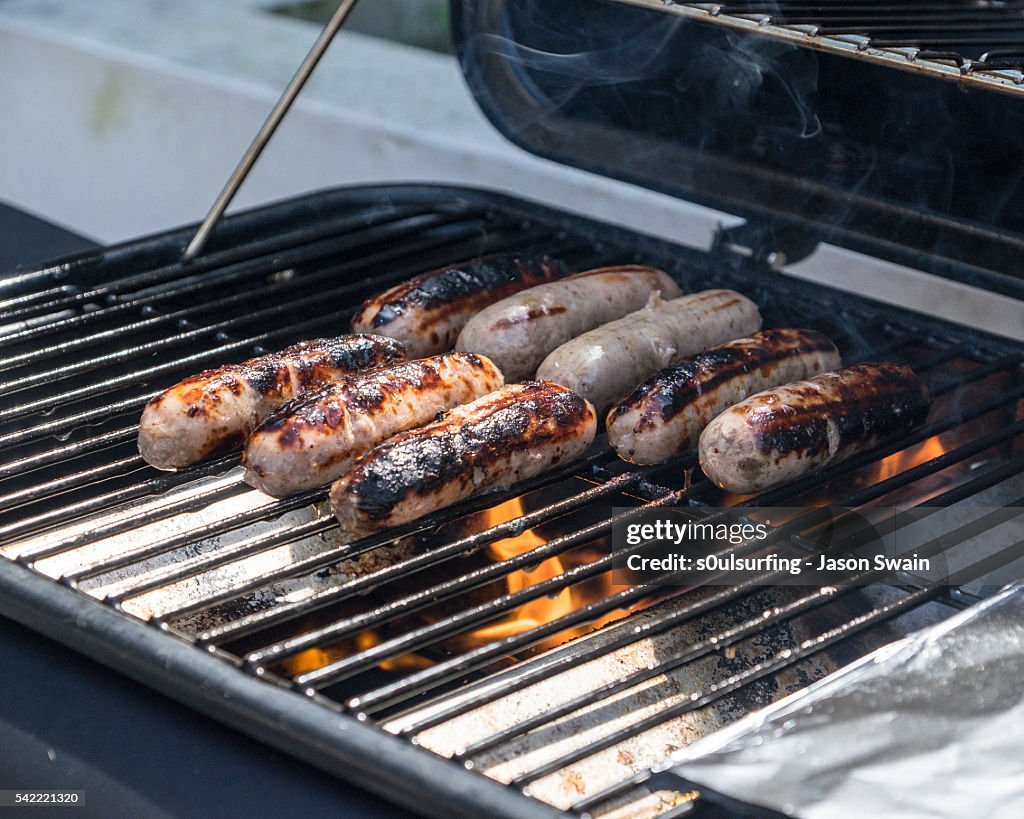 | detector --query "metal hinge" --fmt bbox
[712,220,821,272]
